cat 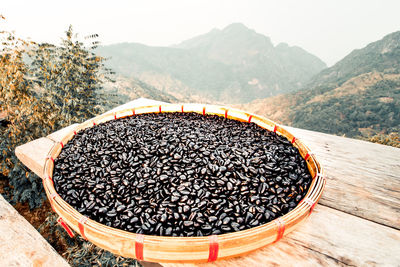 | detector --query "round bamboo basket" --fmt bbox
[43,103,325,263]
